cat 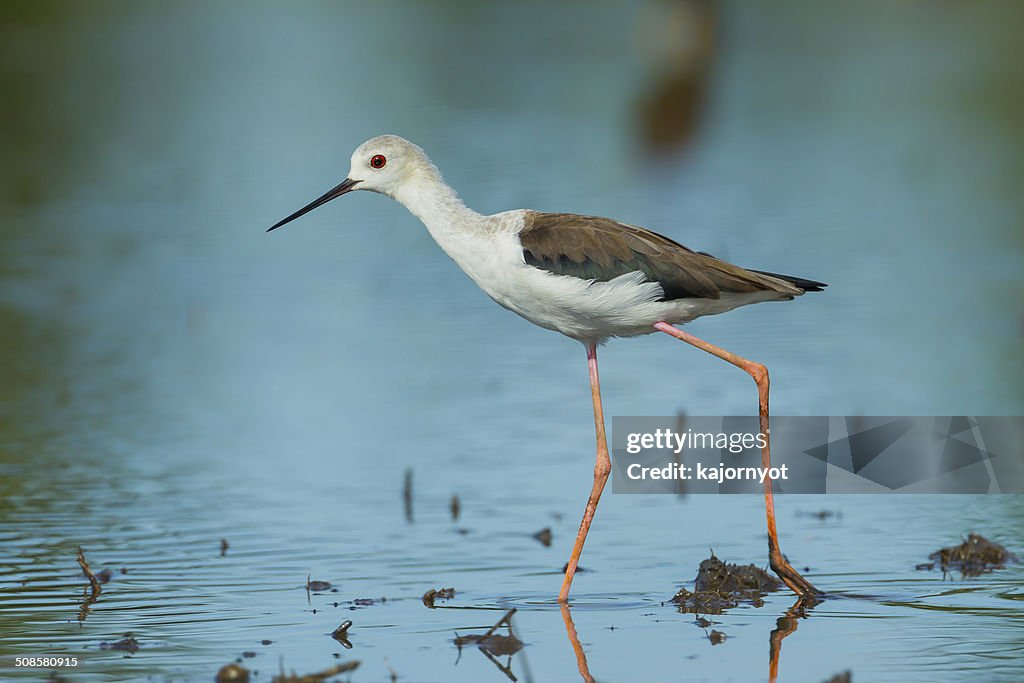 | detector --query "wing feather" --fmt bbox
[519,212,808,301]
